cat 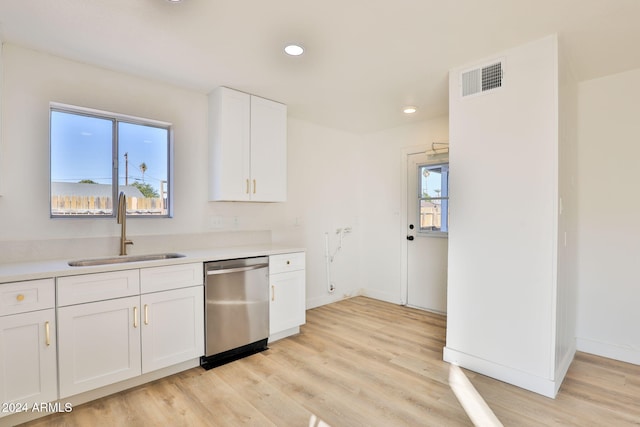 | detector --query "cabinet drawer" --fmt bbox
[269,252,305,274]
[57,270,140,306]
[140,263,203,294]
[0,279,55,316]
